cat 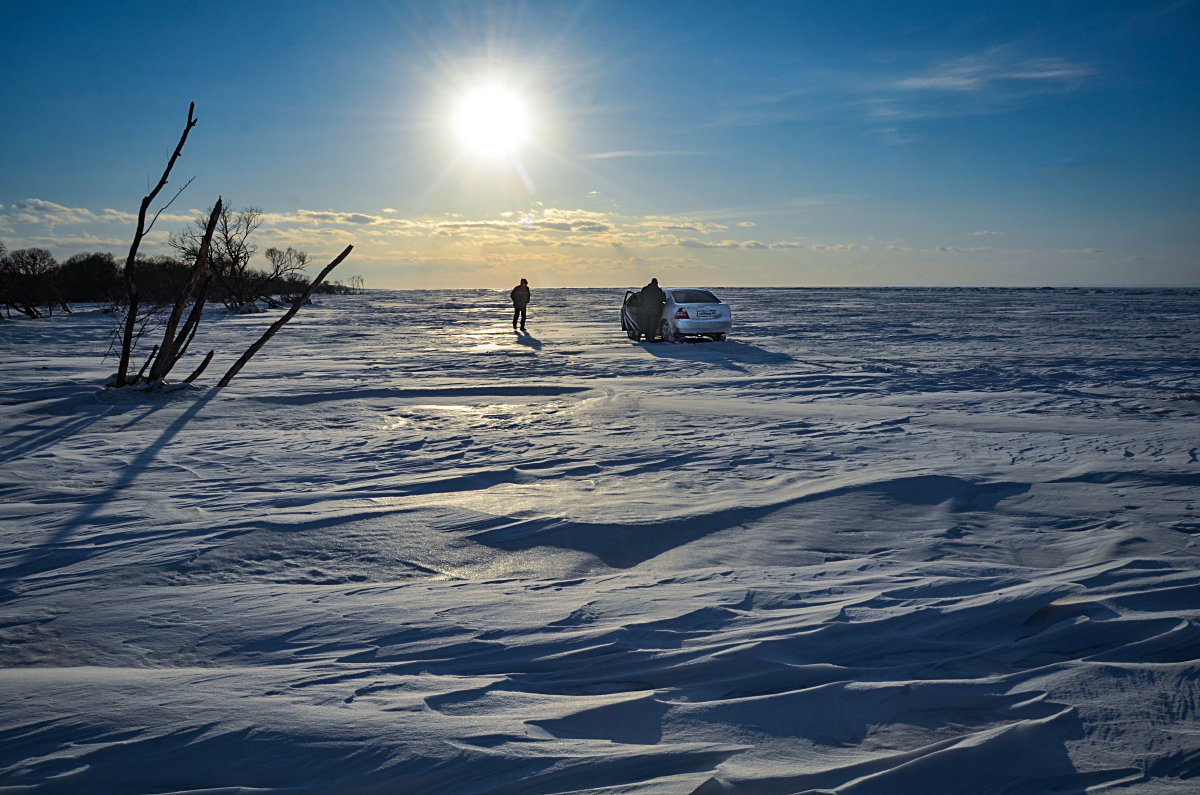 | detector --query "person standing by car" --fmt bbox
[639,277,665,341]
[510,277,530,331]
